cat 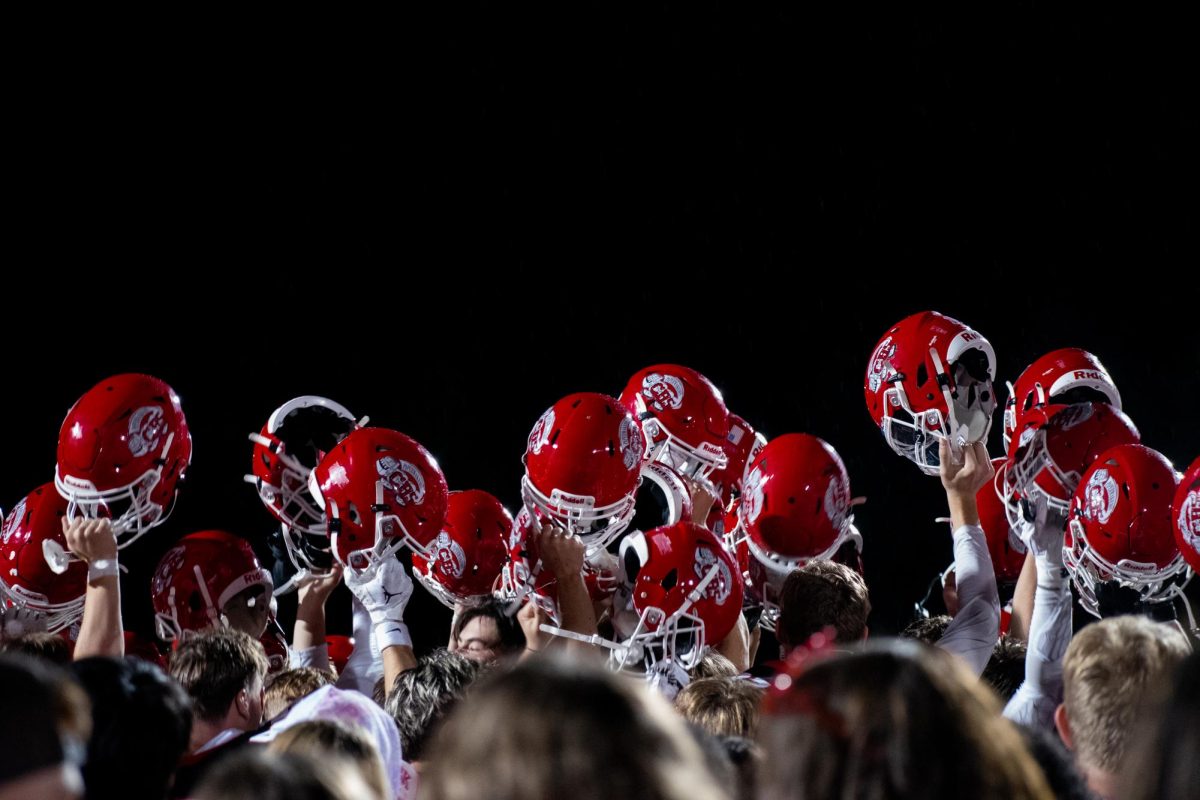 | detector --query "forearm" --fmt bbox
[73,576,124,659]
[1008,552,1036,641]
